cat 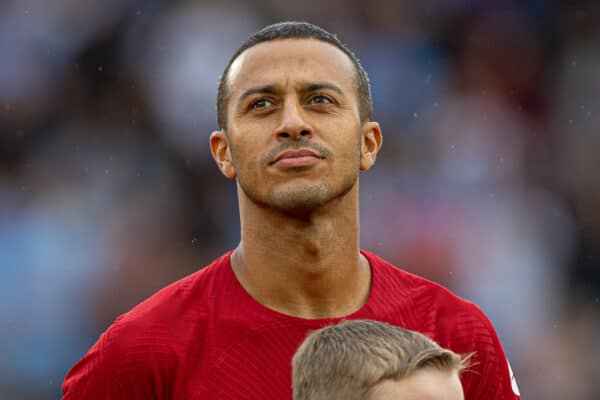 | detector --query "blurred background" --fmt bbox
[1,0,599,398]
